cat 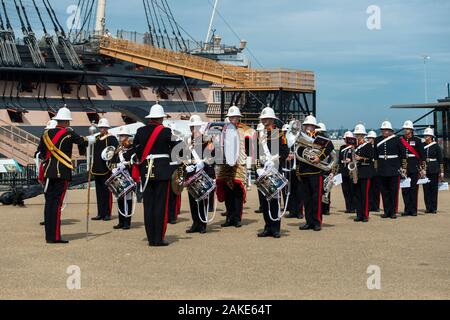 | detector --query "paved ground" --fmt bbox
[0,187,449,300]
